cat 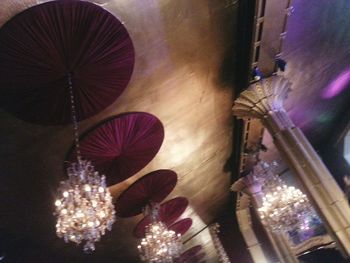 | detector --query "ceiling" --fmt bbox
[1,0,350,263]
[282,0,350,147]
[0,0,238,262]
[261,0,350,164]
